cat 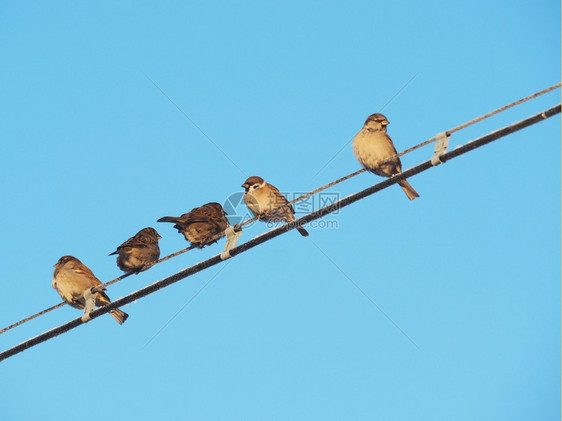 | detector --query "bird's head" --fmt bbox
[139,227,162,240]
[205,202,228,216]
[363,113,390,131]
[242,176,266,193]
[54,255,78,268]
